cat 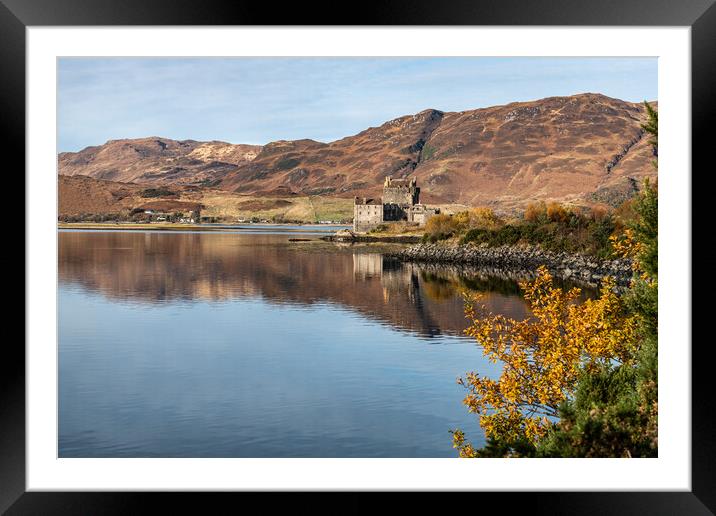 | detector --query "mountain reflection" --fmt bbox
[59,231,532,338]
